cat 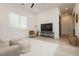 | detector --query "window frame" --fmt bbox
[9,12,27,30]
